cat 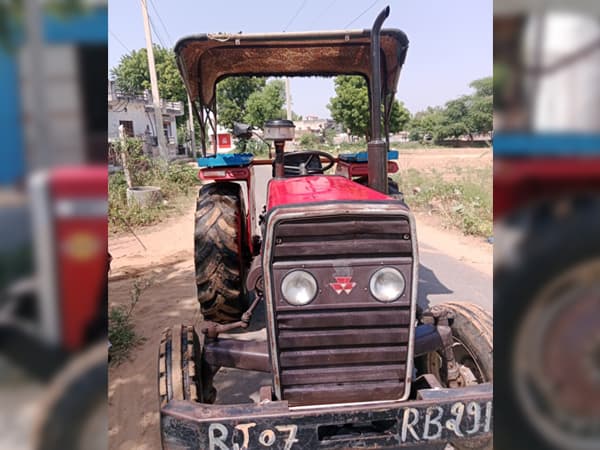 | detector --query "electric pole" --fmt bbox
[285,77,292,120]
[187,93,196,156]
[140,0,168,160]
